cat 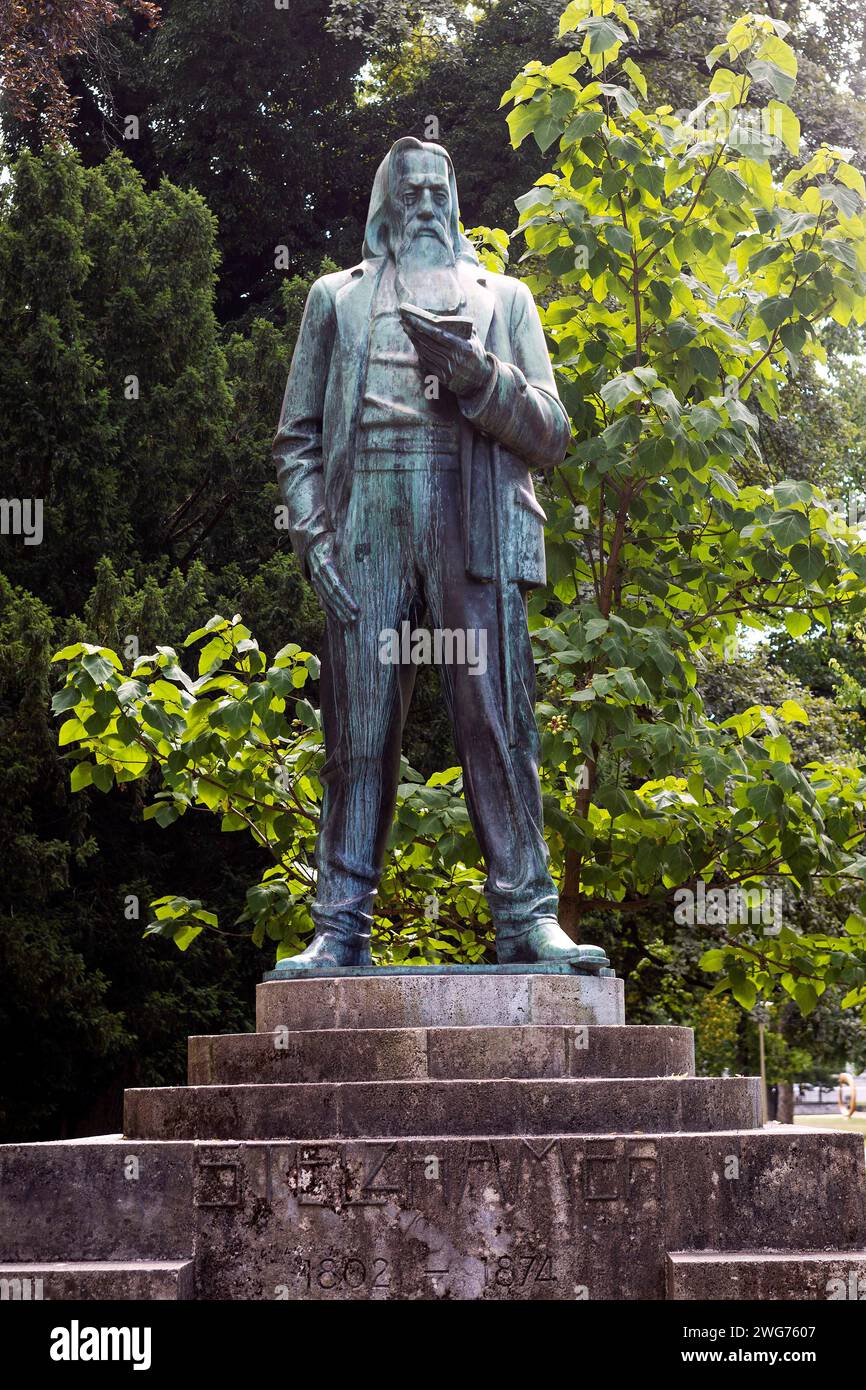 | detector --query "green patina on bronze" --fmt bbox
[273,137,607,974]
